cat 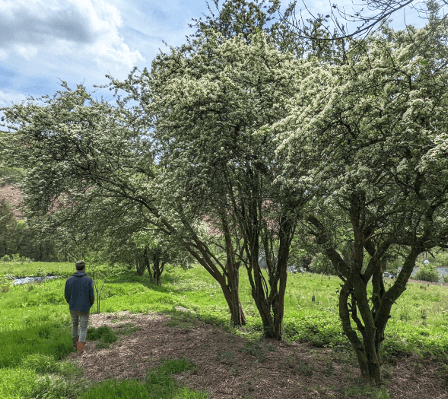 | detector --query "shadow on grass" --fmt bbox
[0,321,75,369]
